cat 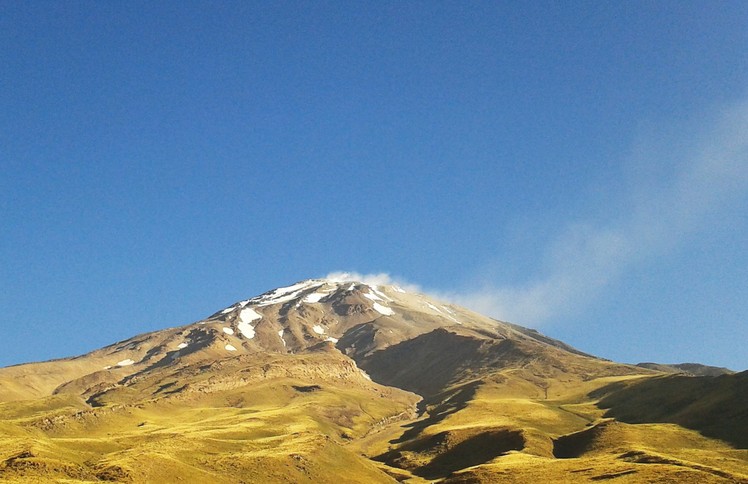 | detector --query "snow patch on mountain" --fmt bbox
[237,307,261,339]
[373,303,395,316]
[312,325,326,335]
[222,327,234,335]
[252,280,319,307]
[225,344,237,352]
[427,303,442,313]
[238,323,255,339]
[239,307,262,323]
[371,287,392,301]
[440,305,461,324]
[117,359,135,367]
[304,292,327,303]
